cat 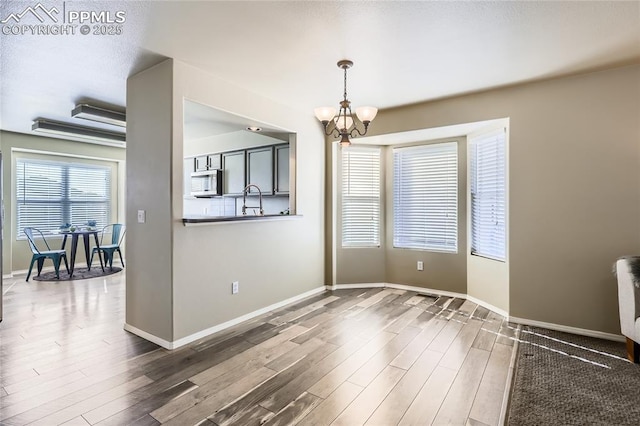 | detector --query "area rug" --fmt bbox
[507,325,640,425]
[33,266,122,281]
